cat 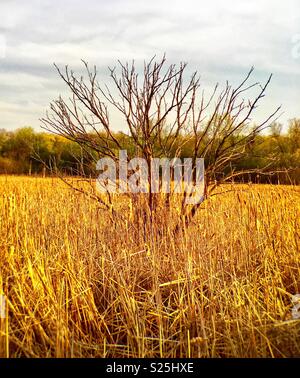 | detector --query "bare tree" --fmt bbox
[41,55,281,233]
